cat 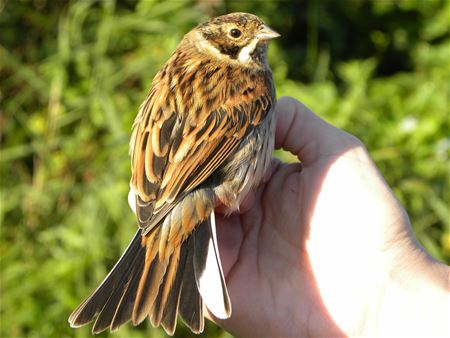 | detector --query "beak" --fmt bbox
[257,24,280,40]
